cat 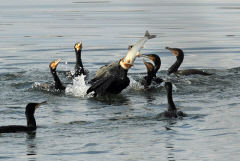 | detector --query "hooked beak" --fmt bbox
[75,42,82,51]
[35,101,47,110]
[50,58,61,70]
[140,54,156,62]
[165,47,178,56]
